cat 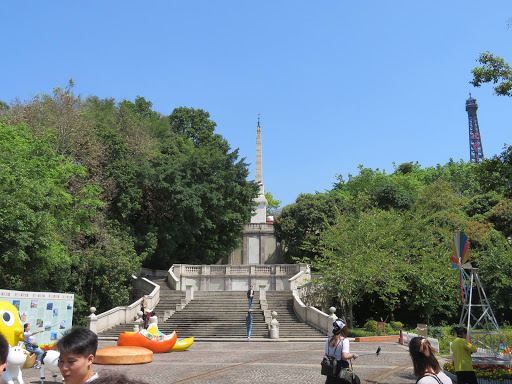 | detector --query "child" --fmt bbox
[57,327,98,384]
[23,323,45,368]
